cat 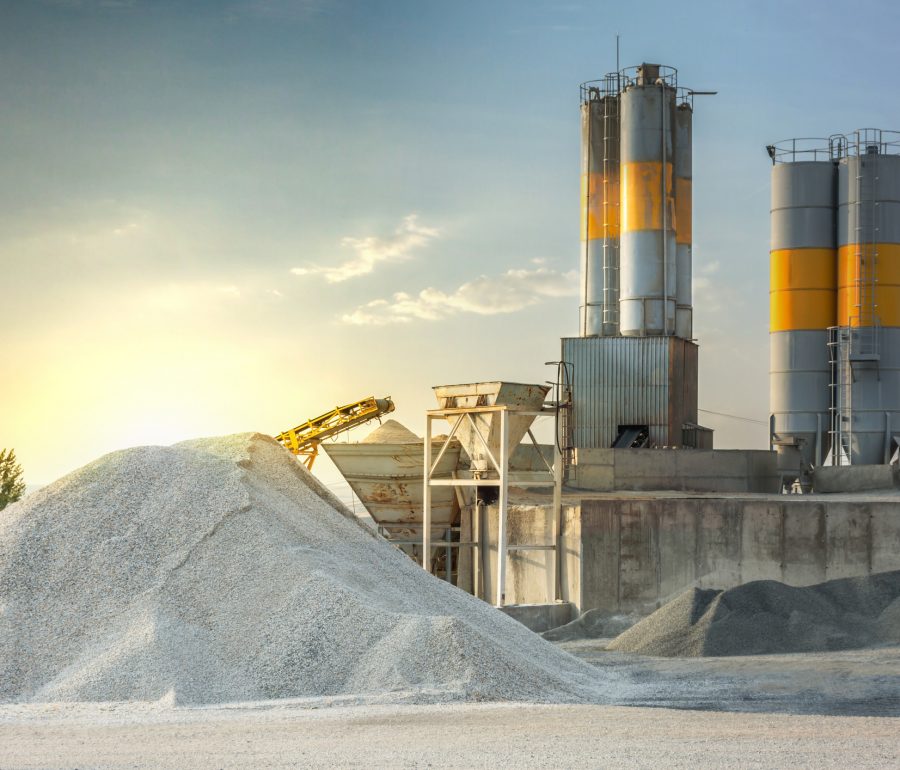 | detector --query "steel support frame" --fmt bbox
[423,405,560,608]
